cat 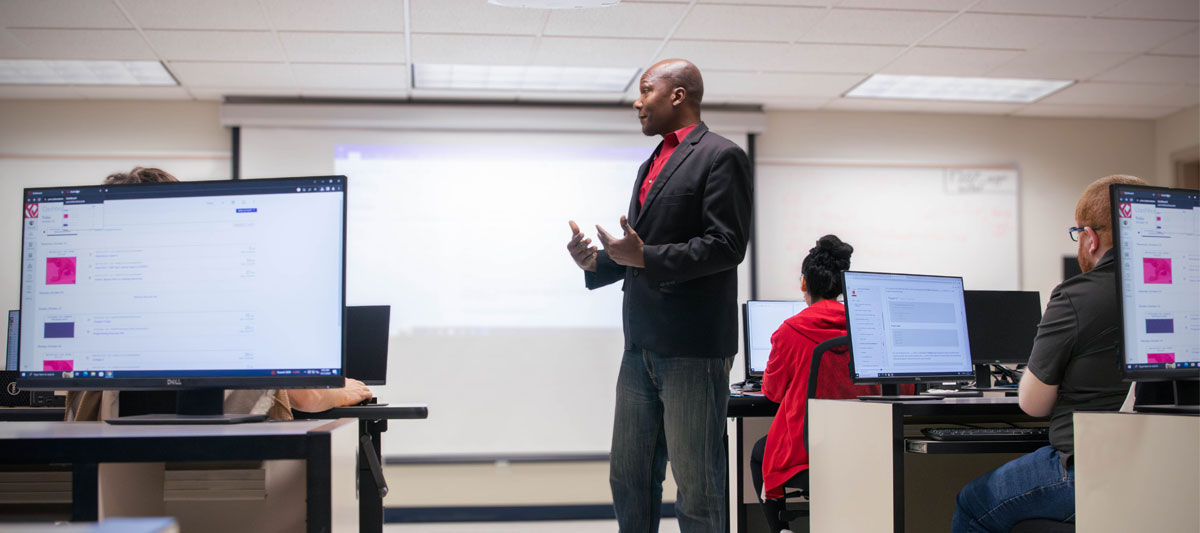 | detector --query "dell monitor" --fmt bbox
[743,300,807,381]
[1111,184,1199,384]
[843,271,975,401]
[17,176,347,424]
[345,305,390,386]
[964,290,1042,365]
